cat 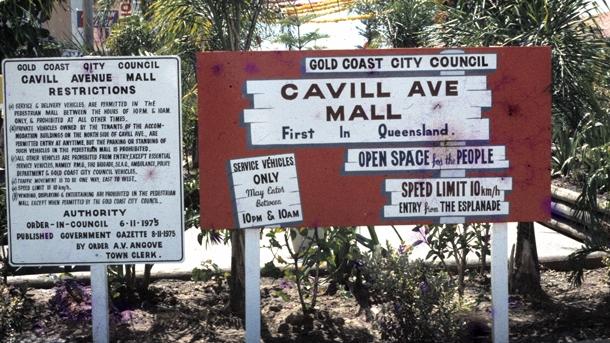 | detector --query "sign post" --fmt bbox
[491,222,509,342]
[91,264,110,343]
[2,56,184,341]
[229,153,303,342]
[197,48,551,342]
[244,228,261,343]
